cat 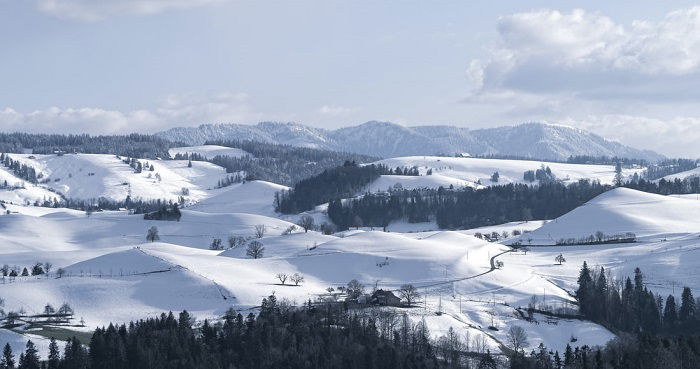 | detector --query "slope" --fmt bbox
[187,180,289,216]
[371,156,643,188]
[511,187,700,245]
[6,153,232,203]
